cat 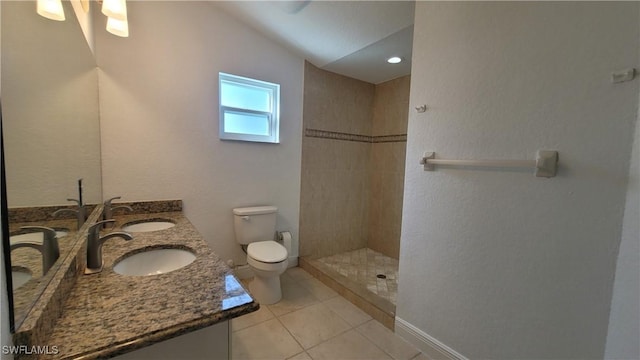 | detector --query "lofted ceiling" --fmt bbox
[214,1,415,84]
